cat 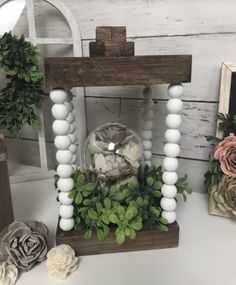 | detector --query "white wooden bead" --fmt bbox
[50,89,68,104]
[70,154,77,164]
[168,84,183,98]
[54,136,71,150]
[59,218,74,231]
[59,205,74,219]
[144,150,152,160]
[165,114,182,129]
[66,113,75,123]
[56,150,73,164]
[162,211,176,224]
[144,160,152,167]
[64,101,74,112]
[164,143,180,158]
[69,144,77,153]
[51,104,69,120]
[142,130,153,140]
[58,178,74,192]
[164,129,181,143]
[52,120,70,135]
[162,171,178,185]
[143,110,153,120]
[143,120,153,130]
[65,91,73,102]
[161,184,177,198]
[68,133,76,144]
[163,157,179,172]
[69,123,76,133]
[167,98,183,114]
[57,164,73,178]
[143,86,152,98]
[143,98,154,109]
[161,197,177,211]
[142,140,152,150]
[58,192,73,205]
